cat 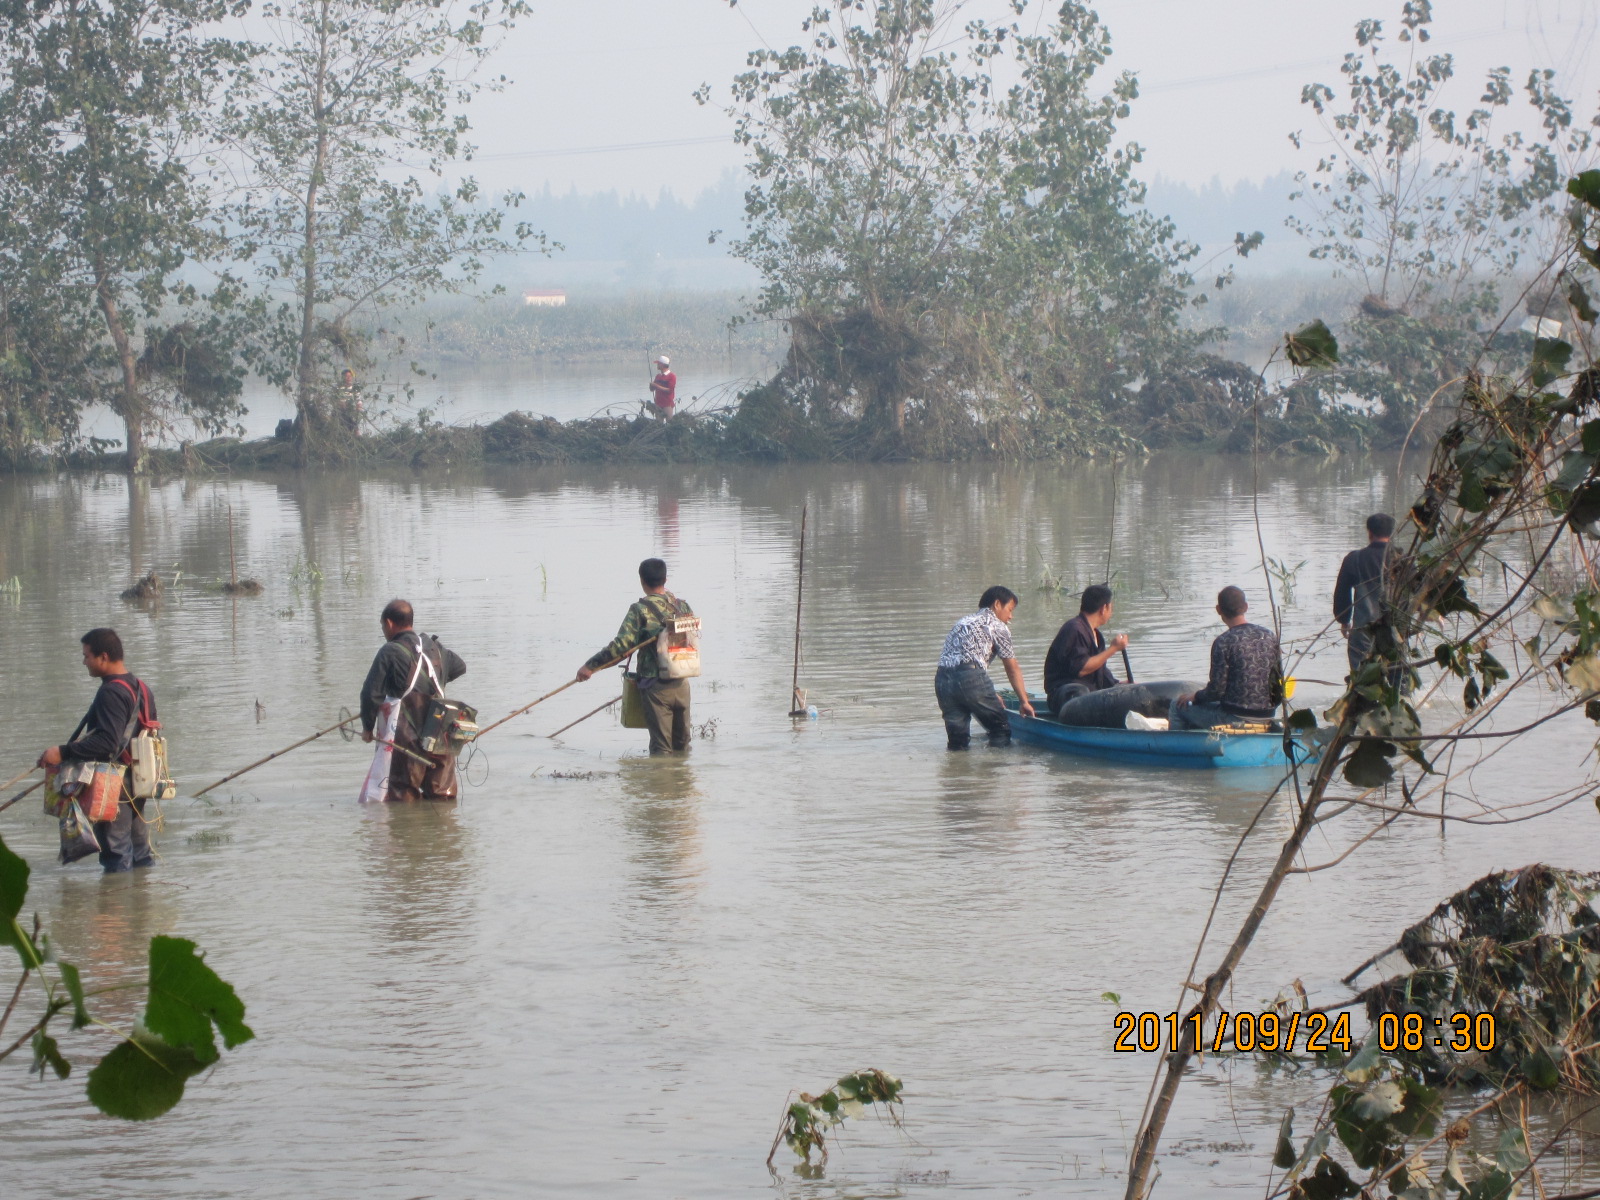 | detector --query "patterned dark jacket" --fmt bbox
[1193,623,1281,717]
